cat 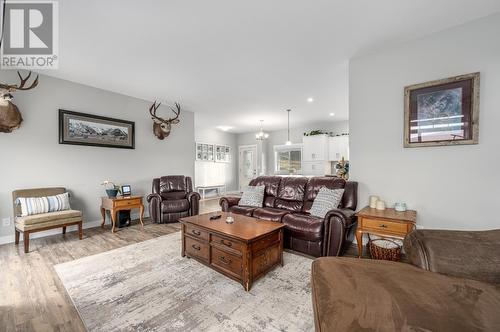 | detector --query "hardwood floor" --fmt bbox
[0,198,370,331]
